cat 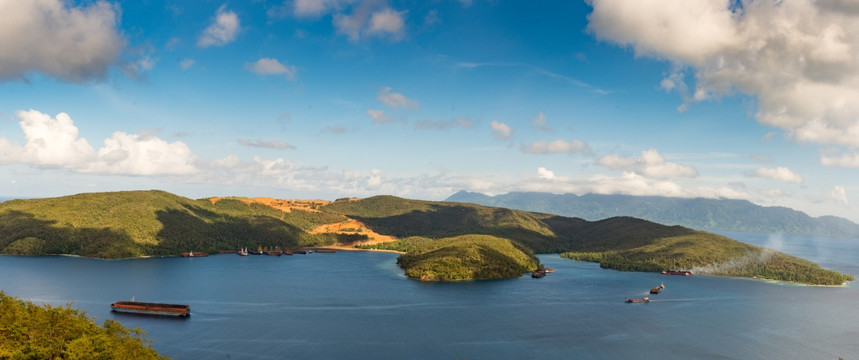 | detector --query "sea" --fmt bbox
[0,232,857,360]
